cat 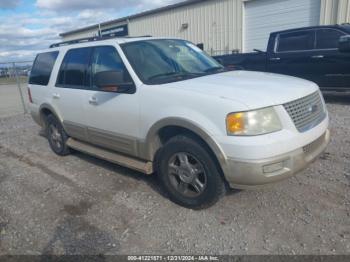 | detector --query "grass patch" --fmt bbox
[0,76,28,85]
